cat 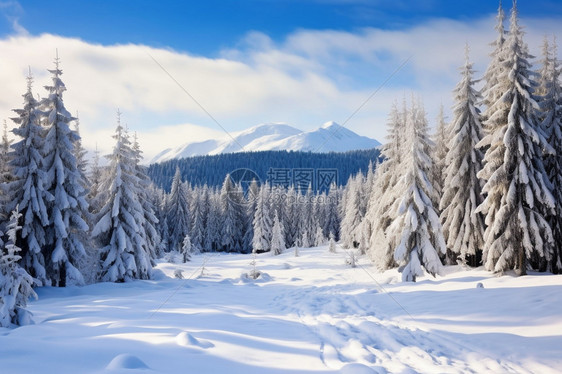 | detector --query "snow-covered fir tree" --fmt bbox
[440,46,485,266]
[270,211,285,256]
[323,183,340,241]
[219,175,245,252]
[340,174,364,249]
[167,167,190,253]
[252,185,272,253]
[9,71,50,286]
[0,207,37,327]
[92,113,151,282]
[481,0,507,126]
[204,190,221,252]
[328,231,337,253]
[314,224,326,247]
[40,56,90,287]
[72,114,89,190]
[190,185,207,253]
[387,100,446,282]
[431,104,449,212]
[476,3,555,275]
[366,102,405,269]
[0,120,14,228]
[181,234,192,263]
[537,37,562,272]
[132,133,160,263]
[242,179,259,252]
